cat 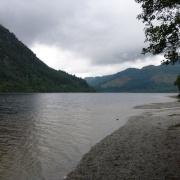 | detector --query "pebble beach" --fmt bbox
[66,100,180,179]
